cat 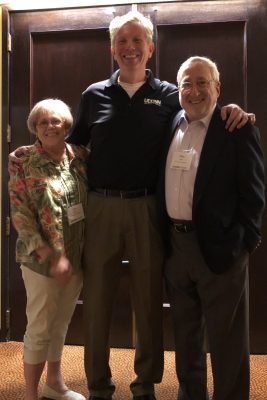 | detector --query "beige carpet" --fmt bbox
[0,342,266,399]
